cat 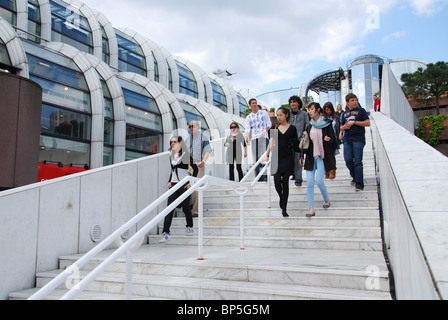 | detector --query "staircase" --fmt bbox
[10,130,392,300]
